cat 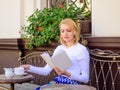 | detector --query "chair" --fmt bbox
[89,49,120,90]
[20,51,57,85]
